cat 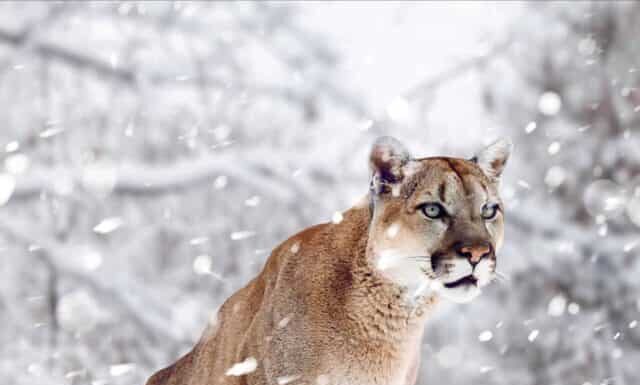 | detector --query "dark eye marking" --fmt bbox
[438,182,446,202]
[479,181,489,196]
[444,159,468,195]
